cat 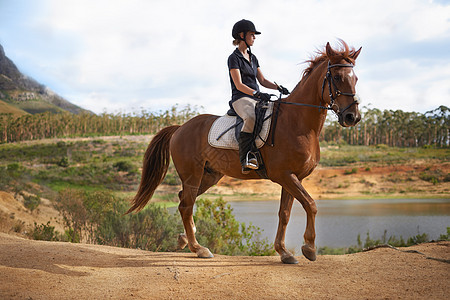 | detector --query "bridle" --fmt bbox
[321,61,360,116]
[268,60,360,146]
[269,60,360,116]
